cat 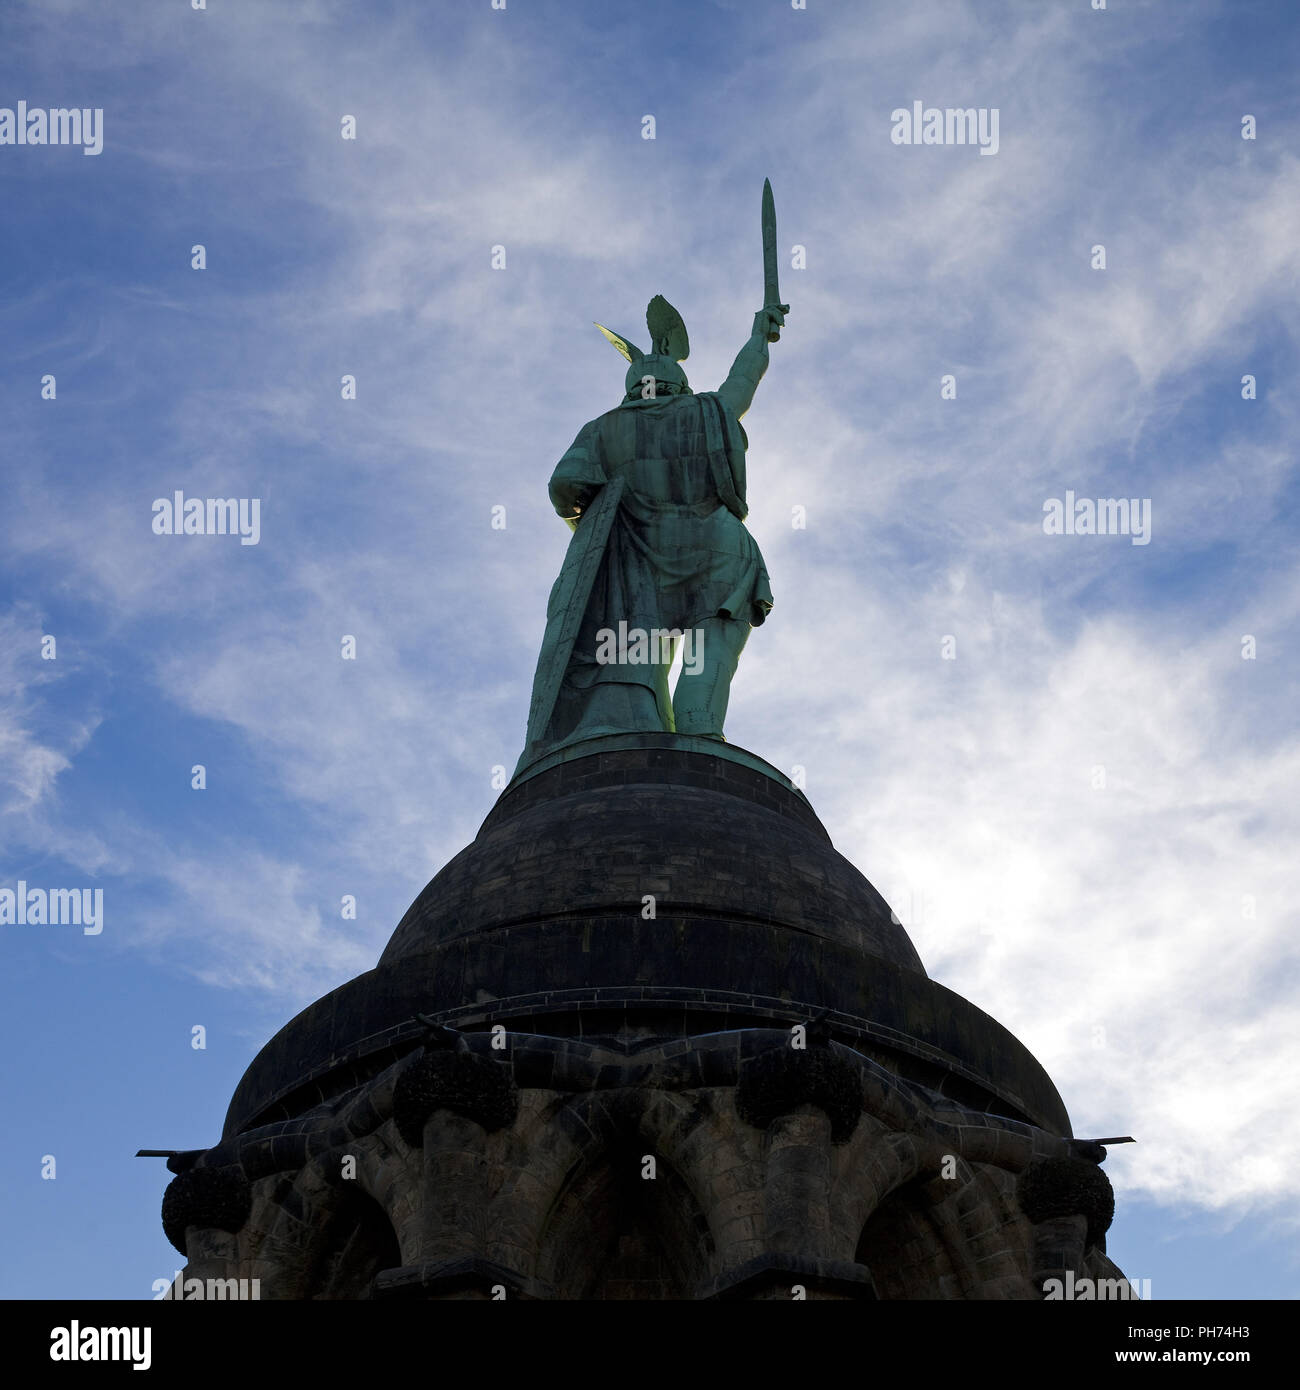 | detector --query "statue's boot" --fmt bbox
[672,616,750,739]
[568,672,672,738]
